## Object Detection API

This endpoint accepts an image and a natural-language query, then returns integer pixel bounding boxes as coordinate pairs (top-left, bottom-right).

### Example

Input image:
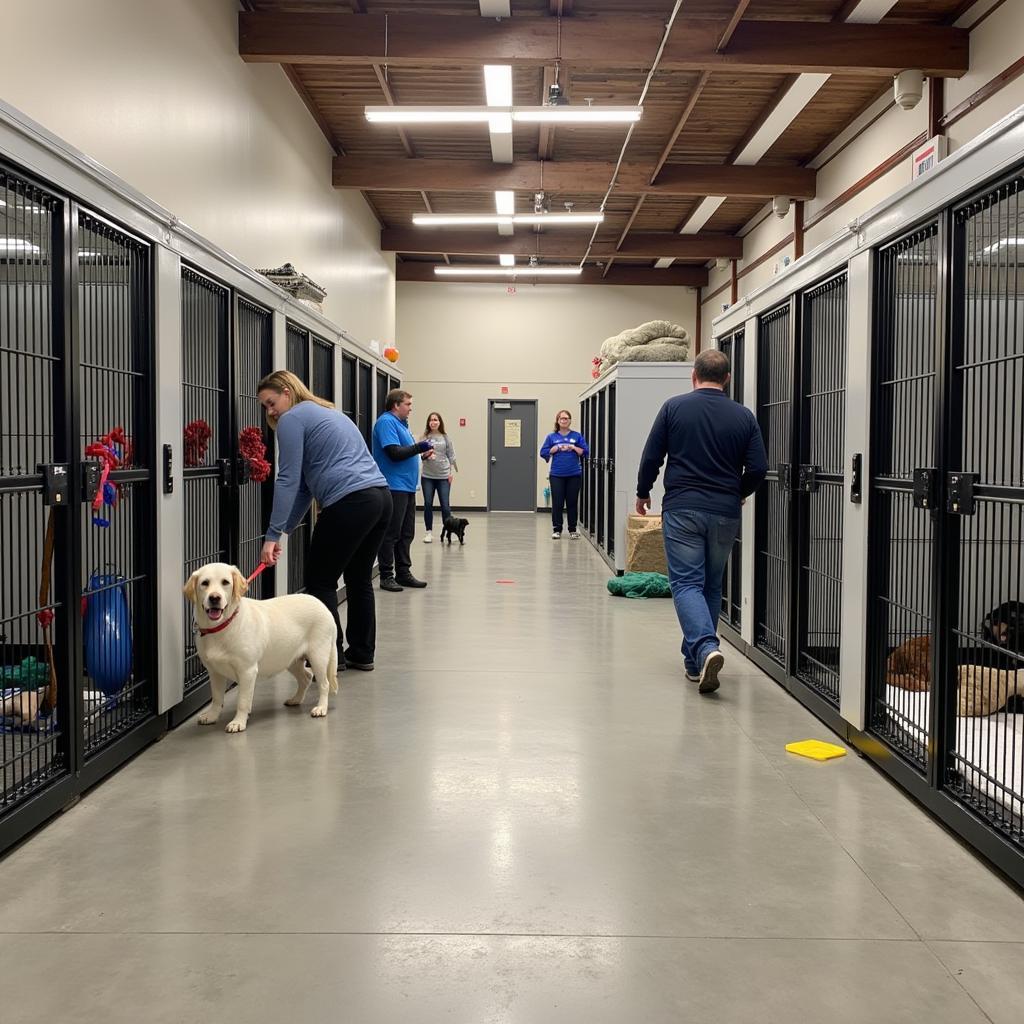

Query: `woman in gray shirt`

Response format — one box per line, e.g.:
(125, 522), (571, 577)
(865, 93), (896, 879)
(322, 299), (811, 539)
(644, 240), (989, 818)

(419, 412), (457, 543)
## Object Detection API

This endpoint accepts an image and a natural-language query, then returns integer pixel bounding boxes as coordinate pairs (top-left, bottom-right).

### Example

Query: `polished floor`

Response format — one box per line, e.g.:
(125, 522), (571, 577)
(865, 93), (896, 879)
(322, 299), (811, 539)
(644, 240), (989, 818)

(1, 515), (1022, 1023)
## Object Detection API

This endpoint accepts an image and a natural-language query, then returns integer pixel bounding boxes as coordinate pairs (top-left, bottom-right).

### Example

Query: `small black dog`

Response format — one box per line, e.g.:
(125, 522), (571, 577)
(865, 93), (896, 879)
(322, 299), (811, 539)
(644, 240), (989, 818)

(440, 516), (469, 545)
(983, 600), (1024, 654)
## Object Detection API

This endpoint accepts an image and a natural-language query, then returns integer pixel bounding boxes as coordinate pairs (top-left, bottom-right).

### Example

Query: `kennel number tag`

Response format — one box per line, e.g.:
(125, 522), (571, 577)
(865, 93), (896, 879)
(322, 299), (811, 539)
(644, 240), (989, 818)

(504, 419), (522, 448)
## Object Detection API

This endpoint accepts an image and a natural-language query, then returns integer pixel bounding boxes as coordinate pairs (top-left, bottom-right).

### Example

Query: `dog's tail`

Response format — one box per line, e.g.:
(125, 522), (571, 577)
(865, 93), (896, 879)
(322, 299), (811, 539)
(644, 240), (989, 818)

(329, 647), (339, 693)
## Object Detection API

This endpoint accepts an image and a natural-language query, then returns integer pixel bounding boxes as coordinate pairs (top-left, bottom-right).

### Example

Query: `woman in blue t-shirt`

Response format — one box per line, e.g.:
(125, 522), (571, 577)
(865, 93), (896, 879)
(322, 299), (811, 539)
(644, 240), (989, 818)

(539, 409), (590, 540)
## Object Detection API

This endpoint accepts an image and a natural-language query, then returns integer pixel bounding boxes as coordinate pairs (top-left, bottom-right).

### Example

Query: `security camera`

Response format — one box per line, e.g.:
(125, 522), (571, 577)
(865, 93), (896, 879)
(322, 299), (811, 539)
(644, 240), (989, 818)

(772, 196), (791, 219)
(894, 70), (924, 111)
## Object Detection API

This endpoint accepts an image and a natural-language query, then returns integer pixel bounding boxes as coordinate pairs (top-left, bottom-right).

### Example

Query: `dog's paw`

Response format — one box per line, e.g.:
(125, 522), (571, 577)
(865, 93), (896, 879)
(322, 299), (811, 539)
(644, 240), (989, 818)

(283, 697), (302, 707)
(310, 705), (328, 718)
(225, 719), (247, 733)
(197, 712), (219, 726)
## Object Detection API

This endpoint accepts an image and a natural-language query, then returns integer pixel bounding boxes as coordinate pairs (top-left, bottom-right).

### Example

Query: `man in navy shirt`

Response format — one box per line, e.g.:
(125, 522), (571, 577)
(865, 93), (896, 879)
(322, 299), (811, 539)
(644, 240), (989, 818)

(372, 390), (434, 592)
(636, 349), (767, 694)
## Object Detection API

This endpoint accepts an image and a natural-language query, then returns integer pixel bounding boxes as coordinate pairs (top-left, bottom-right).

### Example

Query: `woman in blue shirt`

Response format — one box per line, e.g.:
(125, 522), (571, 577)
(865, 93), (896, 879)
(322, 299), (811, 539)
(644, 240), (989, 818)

(258, 370), (392, 671)
(540, 409), (590, 540)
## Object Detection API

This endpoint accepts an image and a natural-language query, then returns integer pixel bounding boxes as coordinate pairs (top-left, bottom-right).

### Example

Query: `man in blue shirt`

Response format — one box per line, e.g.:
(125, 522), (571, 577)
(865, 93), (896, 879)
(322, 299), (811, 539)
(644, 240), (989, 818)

(372, 389), (434, 592)
(636, 349), (768, 694)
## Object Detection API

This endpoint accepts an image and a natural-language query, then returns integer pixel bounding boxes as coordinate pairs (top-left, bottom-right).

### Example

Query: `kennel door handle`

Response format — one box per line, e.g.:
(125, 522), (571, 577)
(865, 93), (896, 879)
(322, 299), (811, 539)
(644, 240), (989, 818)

(490, 456), (497, 464)
(216, 458), (232, 487)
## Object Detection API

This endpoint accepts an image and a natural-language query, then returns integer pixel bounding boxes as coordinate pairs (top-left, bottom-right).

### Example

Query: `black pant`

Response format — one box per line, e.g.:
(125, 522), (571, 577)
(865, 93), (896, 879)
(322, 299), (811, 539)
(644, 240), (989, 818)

(377, 489), (416, 579)
(305, 486), (392, 665)
(550, 474), (582, 533)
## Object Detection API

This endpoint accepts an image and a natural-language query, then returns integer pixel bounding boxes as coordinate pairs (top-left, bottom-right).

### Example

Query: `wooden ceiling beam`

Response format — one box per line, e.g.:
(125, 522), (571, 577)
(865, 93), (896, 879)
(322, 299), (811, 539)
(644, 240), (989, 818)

(717, 0), (753, 52)
(334, 157), (816, 198)
(397, 263), (708, 286)
(239, 13), (968, 77)
(381, 229), (742, 260)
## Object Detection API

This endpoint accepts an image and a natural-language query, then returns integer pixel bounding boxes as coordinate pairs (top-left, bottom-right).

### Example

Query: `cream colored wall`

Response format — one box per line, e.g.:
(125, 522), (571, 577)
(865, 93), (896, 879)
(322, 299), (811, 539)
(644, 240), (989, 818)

(396, 281), (696, 508)
(946, 0), (1024, 153)
(804, 101), (928, 251)
(736, 207), (795, 301)
(0, 0), (394, 343)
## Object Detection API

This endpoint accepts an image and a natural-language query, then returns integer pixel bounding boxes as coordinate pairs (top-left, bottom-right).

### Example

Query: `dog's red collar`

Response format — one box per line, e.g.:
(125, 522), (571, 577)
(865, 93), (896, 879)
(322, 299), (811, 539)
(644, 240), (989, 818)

(197, 609), (239, 637)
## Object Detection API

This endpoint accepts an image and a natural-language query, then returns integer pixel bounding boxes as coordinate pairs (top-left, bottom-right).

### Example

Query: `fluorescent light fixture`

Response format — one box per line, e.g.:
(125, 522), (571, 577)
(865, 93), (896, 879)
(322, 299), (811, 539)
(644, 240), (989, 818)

(494, 191), (515, 215)
(499, 254), (516, 267)
(365, 106), (495, 124)
(509, 212), (603, 225)
(484, 65), (513, 108)
(412, 212), (603, 227)
(434, 265), (583, 277)
(512, 106), (641, 124)
(654, 257), (675, 269)
(366, 105), (641, 125)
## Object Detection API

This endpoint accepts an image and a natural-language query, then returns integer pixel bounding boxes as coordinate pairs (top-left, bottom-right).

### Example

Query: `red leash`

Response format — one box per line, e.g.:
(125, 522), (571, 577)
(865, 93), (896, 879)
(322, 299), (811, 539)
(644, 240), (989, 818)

(247, 562), (269, 584)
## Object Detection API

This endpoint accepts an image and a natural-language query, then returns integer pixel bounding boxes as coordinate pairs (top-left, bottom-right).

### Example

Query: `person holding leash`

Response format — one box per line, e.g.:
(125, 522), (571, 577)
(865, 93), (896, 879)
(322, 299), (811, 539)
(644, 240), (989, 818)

(257, 369), (391, 672)
(419, 411), (457, 544)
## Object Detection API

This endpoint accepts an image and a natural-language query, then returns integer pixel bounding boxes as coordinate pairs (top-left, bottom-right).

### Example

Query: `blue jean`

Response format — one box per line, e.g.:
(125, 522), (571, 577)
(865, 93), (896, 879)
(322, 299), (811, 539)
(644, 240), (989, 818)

(662, 509), (741, 673)
(421, 477), (452, 532)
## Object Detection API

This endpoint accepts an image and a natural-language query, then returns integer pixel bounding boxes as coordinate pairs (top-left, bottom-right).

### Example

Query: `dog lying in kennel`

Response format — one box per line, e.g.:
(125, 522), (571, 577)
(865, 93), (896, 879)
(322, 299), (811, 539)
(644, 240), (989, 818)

(885, 599), (1024, 714)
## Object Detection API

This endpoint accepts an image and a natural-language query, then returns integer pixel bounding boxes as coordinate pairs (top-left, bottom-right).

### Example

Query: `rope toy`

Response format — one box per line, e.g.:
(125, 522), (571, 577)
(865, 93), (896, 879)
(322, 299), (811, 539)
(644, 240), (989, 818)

(84, 426), (129, 528)
(238, 427), (271, 483)
(184, 419), (212, 467)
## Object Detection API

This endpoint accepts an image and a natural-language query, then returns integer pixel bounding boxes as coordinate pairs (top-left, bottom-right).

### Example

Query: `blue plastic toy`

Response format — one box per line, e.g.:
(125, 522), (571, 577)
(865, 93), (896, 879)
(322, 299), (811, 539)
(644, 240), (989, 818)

(83, 571), (133, 696)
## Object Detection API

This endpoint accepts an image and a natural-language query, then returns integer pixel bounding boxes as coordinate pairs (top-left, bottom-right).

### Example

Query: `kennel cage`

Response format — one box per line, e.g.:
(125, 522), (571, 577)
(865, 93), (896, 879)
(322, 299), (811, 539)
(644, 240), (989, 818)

(1, 163), (160, 848)
(718, 329), (745, 633)
(868, 174), (1024, 853)
(754, 302), (794, 668)
(179, 268), (275, 718)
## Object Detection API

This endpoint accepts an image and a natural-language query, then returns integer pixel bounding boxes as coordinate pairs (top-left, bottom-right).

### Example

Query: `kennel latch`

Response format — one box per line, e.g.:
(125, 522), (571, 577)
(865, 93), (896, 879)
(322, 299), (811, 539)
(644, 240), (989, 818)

(946, 471), (979, 516)
(38, 463), (69, 506)
(912, 467), (937, 510)
(849, 453), (862, 504)
(235, 456), (251, 485)
(216, 458), (232, 487)
(798, 464), (820, 493)
(776, 461), (796, 492)
(81, 461), (102, 505)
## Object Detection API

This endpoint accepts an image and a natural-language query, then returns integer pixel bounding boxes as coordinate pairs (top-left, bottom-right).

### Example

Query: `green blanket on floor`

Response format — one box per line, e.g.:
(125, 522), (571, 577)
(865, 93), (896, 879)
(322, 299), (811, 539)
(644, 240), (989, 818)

(607, 572), (672, 599)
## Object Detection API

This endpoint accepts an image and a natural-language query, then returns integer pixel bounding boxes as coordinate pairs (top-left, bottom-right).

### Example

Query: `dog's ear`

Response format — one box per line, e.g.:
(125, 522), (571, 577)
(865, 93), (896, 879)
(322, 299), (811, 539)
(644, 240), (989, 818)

(183, 569), (201, 603)
(231, 567), (249, 603)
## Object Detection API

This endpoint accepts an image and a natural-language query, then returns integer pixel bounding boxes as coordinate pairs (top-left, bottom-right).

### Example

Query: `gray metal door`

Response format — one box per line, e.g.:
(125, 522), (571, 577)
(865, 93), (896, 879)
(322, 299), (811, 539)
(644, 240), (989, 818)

(488, 399), (537, 512)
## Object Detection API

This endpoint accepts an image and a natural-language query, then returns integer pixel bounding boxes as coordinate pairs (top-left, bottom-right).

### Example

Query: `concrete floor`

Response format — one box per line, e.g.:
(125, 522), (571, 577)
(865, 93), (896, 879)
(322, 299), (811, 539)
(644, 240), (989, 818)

(1, 515), (1022, 1023)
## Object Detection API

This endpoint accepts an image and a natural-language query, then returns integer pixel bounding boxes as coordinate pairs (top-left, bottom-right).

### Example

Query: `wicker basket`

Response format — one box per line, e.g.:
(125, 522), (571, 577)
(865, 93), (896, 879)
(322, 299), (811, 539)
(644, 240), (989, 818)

(625, 514), (667, 574)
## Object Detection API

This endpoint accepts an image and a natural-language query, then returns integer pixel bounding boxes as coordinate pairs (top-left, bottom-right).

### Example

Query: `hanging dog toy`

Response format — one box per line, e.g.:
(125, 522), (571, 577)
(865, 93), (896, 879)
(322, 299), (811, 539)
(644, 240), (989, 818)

(183, 418), (212, 468)
(238, 426), (271, 483)
(84, 426), (129, 528)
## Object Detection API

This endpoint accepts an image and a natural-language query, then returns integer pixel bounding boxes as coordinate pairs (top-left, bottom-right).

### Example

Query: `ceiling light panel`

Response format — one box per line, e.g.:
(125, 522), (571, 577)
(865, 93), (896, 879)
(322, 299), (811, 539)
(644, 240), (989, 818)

(499, 254), (516, 266)
(494, 191), (515, 215)
(413, 212), (603, 227)
(434, 265), (583, 277)
(484, 66), (513, 108)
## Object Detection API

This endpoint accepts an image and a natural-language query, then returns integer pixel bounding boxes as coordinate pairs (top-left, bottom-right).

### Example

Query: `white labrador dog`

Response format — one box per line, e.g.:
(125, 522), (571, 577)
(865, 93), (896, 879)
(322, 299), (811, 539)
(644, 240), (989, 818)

(183, 562), (338, 732)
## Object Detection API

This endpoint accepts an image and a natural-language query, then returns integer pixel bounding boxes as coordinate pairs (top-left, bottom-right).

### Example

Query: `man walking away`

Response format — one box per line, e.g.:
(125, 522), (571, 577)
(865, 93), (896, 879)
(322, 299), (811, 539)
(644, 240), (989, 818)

(372, 389), (434, 592)
(635, 349), (767, 694)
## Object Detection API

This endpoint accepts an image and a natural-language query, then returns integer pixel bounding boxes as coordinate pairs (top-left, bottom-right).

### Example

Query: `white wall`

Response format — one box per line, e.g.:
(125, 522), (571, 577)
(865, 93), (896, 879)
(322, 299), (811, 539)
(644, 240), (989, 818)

(396, 281), (696, 508)
(0, 0), (394, 344)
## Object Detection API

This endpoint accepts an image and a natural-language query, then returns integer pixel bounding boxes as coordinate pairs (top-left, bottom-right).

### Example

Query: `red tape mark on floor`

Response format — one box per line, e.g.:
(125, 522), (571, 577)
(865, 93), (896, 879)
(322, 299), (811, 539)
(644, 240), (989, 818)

(495, 579), (517, 584)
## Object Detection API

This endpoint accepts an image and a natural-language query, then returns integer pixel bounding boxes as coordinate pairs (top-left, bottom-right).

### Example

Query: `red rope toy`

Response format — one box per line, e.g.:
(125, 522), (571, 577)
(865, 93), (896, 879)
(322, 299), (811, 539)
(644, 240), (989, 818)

(84, 426), (131, 527)
(238, 426), (271, 483)
(183, 419), (212, 468)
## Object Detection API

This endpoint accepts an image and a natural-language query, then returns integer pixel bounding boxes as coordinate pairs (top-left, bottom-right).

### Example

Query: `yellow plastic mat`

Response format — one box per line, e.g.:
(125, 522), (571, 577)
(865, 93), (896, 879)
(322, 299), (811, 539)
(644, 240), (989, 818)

(785, 739), (848, 762)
